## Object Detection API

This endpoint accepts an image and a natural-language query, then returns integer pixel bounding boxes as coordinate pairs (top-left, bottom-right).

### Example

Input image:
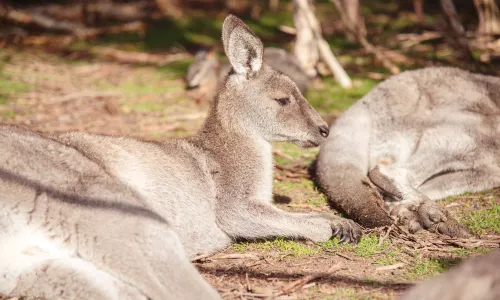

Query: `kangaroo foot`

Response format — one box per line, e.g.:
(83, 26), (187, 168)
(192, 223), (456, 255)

(389, 201), (472, 238)
(417, 201), (473, 238)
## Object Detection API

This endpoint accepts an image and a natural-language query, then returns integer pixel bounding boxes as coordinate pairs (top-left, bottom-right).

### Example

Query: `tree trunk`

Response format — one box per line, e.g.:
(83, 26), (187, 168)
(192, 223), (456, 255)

(336, 0), (366, 42)
(440, 0), (474, 59)
(293, 0), (352, 88)
(414, 0), (424, 22)
(474, 0), (500, 36)
(293, 0), (320, 77)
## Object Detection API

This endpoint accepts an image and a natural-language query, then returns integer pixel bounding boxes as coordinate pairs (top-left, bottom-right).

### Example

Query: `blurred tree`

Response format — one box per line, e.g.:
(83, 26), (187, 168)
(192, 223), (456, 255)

(293, 0), (352, 87)
(331, 0), (400, 74)
(440, 0), (474, 59)
(155, 0), (183, 19)
(334, 0), (366, 42)
(414, 0), (424, 22)
(474, 0), (500, 36)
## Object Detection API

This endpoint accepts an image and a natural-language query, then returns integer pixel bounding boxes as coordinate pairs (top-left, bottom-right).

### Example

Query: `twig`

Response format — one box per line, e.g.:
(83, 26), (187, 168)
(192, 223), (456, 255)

(14, 21), (146, 47)
(273, 150), (294, 161)
(278, 25), (297, 35)
(396, 32), (443, 48)
(375, 262), (405, 271)
(215, 253), (262, 260)
(275, 175), (302, 182)
(378, 224), (395, 247)
(90, 47), (190, 66)
(275, 262), (344, 296)
(0, 6), (84, 34)
(191, 253), (213, 262)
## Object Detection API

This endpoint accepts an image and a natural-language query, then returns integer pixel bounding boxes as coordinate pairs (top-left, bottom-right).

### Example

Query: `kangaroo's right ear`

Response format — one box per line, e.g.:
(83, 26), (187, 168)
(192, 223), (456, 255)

(222, 15), (263, 78)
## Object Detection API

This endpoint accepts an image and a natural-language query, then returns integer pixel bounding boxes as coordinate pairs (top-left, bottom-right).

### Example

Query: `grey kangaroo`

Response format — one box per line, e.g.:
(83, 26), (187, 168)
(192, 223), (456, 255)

(400, 251), (500, 300)
(185, 46), (311, 102)
(0, 15), (361, 300)
(316, 67), (500, 237)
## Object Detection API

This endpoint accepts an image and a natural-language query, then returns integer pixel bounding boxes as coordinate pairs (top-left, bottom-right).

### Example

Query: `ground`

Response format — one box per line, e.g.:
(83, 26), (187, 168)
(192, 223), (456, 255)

(1, 1), (500, 299)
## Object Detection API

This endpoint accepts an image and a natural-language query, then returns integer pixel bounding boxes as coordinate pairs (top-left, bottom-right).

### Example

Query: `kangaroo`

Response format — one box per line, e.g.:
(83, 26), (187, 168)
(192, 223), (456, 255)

(0, 15), (361, 300)
(185, 47), (311, 102)
(316, 67), (500, 237)
(399, 250), (500, 300)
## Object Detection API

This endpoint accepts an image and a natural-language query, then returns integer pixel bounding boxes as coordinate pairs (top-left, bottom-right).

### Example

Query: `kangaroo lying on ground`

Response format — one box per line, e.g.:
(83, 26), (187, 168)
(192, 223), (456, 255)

(0, 15), (361, 300)
(185, 46), (311, 102)
(399, 250), (500, 300)
(316, 67), (500, 237)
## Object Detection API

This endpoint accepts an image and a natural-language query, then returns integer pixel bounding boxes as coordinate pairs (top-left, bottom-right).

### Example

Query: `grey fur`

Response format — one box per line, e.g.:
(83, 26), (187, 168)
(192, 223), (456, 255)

(316, 67), (500, 237)
(399, 251), (500, 300)
(0, 15), (361, 300)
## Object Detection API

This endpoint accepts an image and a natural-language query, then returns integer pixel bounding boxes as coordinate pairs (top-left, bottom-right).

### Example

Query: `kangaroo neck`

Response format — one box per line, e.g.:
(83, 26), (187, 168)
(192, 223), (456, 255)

(193, 107), (274, 202)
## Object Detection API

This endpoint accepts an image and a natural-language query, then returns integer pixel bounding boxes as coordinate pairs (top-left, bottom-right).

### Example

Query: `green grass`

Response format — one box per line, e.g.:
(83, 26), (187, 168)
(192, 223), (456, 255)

(372, 257), (397, 266)
(308, 78), (377, 113)
(158, 59), (193, 79)
(317, 237), (354, 251)
(355, 235), (389, 257)
(405, 258), (458, 280)
(0, 75), (29, 104)
(232, 238), (319, 256)
(463, 200), (500, 235)
(451, 247), (492, 258)
(274, 178), (313, 194)
(3, 110), (16, 118)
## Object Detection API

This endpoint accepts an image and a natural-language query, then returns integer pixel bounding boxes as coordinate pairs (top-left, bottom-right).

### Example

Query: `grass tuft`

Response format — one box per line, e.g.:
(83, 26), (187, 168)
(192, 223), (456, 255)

(463, 200), (500, 235)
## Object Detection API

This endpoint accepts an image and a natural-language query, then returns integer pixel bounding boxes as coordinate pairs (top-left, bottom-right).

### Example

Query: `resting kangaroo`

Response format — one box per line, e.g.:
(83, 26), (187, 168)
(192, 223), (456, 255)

(316, 67), (500, 237)
(185, 47), (311, 102)
(399, 250), (500, 300)
(0, 15), (361, 300)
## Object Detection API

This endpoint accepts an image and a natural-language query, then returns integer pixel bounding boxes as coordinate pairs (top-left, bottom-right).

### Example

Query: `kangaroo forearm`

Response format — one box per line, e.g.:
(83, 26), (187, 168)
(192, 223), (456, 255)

(216, 201), (333, 241)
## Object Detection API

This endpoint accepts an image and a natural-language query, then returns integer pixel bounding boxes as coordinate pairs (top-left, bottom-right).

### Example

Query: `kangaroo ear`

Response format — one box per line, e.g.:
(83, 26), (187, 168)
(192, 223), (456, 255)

(222, 15), (263, 77)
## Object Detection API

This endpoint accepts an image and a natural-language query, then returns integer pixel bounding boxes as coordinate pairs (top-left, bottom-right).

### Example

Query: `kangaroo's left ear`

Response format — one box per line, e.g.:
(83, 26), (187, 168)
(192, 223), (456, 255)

(221, 14), (263, 77)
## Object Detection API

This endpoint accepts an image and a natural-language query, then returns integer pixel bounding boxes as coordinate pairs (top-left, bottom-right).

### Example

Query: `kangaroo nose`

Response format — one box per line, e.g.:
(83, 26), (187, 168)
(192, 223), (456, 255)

(319, 125), (329, 138)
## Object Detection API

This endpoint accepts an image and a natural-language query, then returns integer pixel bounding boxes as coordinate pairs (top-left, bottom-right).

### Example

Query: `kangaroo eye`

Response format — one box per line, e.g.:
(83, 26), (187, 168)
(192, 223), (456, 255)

(276, 97), (290, 106)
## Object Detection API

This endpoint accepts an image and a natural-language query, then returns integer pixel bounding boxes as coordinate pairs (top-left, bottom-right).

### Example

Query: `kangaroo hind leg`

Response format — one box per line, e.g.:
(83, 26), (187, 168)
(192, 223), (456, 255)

(10, 257), (147, 300)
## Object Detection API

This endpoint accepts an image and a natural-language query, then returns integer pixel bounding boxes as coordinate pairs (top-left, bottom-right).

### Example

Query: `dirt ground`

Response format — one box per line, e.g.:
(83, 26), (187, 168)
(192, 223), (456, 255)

(1, 50), (499, 300)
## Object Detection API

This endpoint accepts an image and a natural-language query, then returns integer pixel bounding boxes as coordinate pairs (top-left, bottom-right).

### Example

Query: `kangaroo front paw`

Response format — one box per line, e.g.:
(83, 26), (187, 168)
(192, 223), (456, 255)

(417, 201), (473, 238)
(331, 218), (362, 244)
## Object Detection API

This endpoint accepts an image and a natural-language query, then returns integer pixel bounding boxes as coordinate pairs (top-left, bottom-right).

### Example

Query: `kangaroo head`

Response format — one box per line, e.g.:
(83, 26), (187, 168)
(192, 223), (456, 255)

(185, 49), (218, 89)
(216, 15), (328, 147)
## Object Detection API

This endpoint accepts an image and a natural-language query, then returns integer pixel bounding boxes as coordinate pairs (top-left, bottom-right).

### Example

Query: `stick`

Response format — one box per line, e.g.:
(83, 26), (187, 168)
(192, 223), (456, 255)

(0, 6), (84, 34)
(375, 262), (405, 271)
(90, 47), (190, 66)
(378, 224), (394, 247)
(276, 262), (344, 296)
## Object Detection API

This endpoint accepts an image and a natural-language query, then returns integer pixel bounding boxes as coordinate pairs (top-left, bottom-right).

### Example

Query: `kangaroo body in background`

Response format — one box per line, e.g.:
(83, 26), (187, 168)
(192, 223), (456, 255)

(185, 47), (311, 102)
(316, 67), (500, 237)
(0, 15), (361, 300)
(399, 251), (500, 300)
